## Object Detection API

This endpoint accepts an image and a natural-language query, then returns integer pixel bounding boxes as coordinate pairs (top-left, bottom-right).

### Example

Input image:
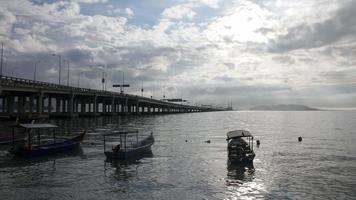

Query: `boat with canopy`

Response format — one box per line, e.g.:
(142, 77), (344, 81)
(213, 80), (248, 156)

(103, 129), (154, 160)
(226, 130), (255, 163)
(9, 123), (86, 158)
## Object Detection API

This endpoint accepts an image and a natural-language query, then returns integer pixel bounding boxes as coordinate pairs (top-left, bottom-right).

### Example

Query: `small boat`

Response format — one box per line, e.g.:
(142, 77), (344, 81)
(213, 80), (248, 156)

(103, 129), (154, 160)
(227, 130), (255, 163)
(9, 123), (86, 158)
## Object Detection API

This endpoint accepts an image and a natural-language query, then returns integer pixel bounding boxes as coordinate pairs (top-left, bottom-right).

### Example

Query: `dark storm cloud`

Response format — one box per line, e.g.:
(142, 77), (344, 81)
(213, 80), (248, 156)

(268, 1), (356, 52)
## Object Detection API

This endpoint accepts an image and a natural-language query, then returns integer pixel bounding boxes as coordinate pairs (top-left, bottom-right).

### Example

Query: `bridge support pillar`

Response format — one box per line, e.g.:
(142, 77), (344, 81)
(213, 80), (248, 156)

(68, 94), (74, 116)
(29, 95), (34, 114)
(124, 97), (128, 115)
(111, 97), (115, 114)
(7, 95), (13, 115)
(56, 97), (61, 113)
(81, 100), (86, 113)
(104, 101), (107, 113)
(1, 97), (5, 113)
(37, 93), (43, 115)
(93, 95), (97, 114)
(18, 96), (24, 114)
(136, 101), (139, 114)
(47, 97), (51, 113)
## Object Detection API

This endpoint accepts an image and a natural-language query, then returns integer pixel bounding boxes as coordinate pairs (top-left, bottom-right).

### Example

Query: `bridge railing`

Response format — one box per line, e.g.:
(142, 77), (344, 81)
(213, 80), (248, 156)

(0, 75), (118, 95)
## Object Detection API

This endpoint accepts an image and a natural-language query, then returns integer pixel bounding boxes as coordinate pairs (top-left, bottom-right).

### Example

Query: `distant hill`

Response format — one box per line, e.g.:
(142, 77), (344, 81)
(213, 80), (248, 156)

(250, 104), (320, 111)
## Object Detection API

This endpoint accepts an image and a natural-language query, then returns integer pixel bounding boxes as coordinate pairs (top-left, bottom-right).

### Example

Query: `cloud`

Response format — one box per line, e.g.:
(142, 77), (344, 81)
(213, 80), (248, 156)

(108, 7), (135, 18)
(162, 3), (197, 19)
(125, 8), (134, 17)
(188, 0), (221, 9)
(0, 6), (16, 36)
(74, 0), (108, 4)
(268, 0), (356, 52)
(1, 0), (356, 108)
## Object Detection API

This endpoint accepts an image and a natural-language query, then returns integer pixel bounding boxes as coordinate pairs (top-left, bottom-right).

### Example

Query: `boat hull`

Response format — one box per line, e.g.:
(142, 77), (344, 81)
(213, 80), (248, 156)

(105, 143), (153, 160)
(105, 135), (154, 160)
(12, 131), (86, 158)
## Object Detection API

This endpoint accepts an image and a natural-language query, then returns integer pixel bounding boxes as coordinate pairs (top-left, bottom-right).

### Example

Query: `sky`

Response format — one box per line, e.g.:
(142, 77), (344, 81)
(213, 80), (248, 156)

(1, 0), (356, 109)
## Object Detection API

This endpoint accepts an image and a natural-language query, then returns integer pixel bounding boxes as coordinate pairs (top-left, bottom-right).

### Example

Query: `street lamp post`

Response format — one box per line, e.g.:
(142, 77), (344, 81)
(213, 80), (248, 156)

(34, 60), (41, 81)
(141, 80), (144, 96)
(121, 71), (124, 93)
(163, 86), (166, 99)
(112, 70), (129, 94)
(64, 60), (70, 86)
(52, 54), (61, 85)
(1, 42), (3, 77)
(116, 70), (124, 93)
(97, 65), (106, 91)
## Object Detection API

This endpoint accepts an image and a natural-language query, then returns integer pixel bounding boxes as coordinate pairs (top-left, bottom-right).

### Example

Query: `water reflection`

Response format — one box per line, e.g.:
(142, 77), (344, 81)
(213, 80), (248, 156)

(226, 159), (255, 185)
(104, 151), (153, 180)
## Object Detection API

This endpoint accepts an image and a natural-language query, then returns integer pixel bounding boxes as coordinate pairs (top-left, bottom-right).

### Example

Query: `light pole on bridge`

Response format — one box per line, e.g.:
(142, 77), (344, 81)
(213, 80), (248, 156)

(34, 60), (41, 81)
(98, 65), (107, 91)
(141, 80), (144, 97)
(0, 42), (3, 77)
(52, 54), (61, 85)
(63, 59), (70, 86)
(113, 70), (129, 93)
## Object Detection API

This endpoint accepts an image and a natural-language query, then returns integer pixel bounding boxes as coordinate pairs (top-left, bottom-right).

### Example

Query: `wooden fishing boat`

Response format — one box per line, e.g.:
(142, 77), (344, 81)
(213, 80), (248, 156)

(227, 130), (255, 163)
(9, 123), (86, 158)
(103, 130), (154, 160)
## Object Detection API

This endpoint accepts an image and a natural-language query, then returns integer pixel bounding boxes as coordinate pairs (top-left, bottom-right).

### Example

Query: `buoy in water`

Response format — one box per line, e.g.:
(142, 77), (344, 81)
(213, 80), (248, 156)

(256, 140), (260, 146)
(185, 140), (188, 142)
(298, 136), (302, 142)
(205, 140), (211, 143)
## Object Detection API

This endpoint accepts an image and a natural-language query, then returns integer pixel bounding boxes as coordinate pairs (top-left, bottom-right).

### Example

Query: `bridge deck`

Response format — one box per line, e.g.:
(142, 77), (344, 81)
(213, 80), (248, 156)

(0, 75), (223, 119)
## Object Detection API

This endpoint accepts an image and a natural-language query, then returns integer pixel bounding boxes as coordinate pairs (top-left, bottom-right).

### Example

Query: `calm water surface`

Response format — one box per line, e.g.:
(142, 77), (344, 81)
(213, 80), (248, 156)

(1, 111), (356, 199)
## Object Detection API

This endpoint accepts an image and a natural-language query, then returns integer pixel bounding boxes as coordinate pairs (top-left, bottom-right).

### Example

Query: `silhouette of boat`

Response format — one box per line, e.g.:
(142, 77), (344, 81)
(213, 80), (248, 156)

(9, 123), (86, 158)
(227, 130), (255, 163)
(103, 129), (154, 160)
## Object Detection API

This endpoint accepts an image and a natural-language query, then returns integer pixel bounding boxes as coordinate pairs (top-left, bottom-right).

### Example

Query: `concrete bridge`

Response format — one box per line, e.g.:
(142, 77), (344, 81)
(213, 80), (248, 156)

(0, 75), (222, 119)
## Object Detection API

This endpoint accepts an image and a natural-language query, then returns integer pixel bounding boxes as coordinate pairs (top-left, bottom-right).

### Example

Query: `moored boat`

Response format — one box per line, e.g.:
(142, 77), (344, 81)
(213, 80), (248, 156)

(103, 130), (154, 160)
(9, 123), (86, 158)
(226, 130), (255, 163)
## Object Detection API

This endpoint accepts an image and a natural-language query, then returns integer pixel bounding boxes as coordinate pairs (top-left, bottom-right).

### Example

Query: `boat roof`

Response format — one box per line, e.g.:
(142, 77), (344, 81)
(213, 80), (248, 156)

(103, 129), (139, 136)
(16, 123), (58, 129)
(227, 130), (253, 139)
